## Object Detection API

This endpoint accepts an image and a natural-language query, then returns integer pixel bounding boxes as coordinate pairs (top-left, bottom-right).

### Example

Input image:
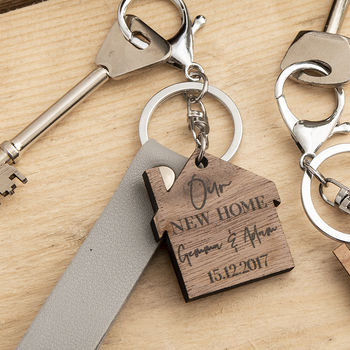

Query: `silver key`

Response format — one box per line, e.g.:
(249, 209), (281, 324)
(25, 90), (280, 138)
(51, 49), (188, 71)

(0, 15), (171, 198)
(0, 0), (206, 200)
(281, 0), (350, 87)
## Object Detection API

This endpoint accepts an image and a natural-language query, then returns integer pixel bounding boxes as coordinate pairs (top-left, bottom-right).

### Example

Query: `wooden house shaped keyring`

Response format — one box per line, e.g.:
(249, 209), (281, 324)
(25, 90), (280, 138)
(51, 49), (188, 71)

(143, 151), (294, 301)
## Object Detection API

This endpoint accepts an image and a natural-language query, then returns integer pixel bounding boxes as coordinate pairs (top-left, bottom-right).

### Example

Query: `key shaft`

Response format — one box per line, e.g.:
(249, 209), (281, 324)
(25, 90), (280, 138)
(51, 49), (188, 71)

(0, 15), (171, 200)
(324, 0), (350, 33)
(0, 67), (109, 164)
(0, 15), (171, 199)
(0, 15), (171, 165)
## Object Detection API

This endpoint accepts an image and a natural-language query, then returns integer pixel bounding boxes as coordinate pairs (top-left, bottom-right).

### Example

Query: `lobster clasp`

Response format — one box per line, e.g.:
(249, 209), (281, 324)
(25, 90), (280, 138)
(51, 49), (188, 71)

(166, 10), (206, 75)
(118, 0), (206, 75)
(275, 62), (349, 156)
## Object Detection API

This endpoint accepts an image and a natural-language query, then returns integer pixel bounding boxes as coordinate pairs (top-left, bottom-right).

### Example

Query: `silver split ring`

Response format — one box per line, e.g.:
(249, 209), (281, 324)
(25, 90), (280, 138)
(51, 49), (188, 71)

(139, 82), (243, 162)
(301, 143), (350, 242)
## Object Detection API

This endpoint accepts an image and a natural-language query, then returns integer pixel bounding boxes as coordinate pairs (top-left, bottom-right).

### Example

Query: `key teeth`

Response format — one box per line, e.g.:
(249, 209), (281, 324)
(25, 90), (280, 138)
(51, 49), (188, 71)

(14, 171), (28, 184)
(0, 164), (27, 200)
(1, 184), (16, 197)
(9, 184), (16, 196)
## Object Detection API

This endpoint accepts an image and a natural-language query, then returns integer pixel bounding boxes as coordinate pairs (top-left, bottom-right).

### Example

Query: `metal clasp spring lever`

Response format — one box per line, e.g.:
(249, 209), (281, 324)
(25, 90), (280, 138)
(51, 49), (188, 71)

(275, 61), (350, 157)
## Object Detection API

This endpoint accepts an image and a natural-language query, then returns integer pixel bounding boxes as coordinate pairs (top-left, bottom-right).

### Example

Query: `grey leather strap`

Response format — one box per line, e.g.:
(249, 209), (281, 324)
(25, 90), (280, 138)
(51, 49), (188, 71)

(17, 140), (186, 350)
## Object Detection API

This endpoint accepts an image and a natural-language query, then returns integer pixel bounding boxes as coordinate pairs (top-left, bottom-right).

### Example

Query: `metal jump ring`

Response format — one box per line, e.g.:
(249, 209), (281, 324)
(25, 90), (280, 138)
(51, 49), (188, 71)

(302, 157), (327, 185)
(187, 70), (209, 103)
(118, 0), (189, 50)
(306, 165), (327, 185)
(139, 82), (243, 162)
(319, 178), (342, 207)
(185, 63), (205, 81)
(301, 143), (350, 242)
(300, 153), (316, 171)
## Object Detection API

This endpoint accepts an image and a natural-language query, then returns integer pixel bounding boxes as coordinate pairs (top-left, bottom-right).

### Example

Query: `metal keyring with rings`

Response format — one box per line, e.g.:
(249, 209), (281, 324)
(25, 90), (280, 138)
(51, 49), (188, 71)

(139, 82), (243, 162)
(275, 61), (345, 158)
(186, 67), (209, 102)
(301, 144), (350, 242)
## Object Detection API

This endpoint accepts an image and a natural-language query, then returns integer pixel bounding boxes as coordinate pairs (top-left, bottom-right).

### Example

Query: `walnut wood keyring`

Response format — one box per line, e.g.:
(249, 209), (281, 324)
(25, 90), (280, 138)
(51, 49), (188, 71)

(138, 82), (243, 162)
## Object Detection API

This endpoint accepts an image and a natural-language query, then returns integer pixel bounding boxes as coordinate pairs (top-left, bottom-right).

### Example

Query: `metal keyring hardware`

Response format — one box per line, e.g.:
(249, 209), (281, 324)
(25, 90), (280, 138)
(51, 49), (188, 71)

(118, 0), (188, 49)
(139, 82), (243, 162)
(118, 0), (206, 72)
(301, 143), (350, 242)
(275, 61), (345, 156)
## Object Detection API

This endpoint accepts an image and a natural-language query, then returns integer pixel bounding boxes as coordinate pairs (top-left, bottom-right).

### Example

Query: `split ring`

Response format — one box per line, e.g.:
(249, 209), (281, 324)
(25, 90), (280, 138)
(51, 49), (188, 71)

(301, 143), (350, 242)
(139, 82), (243, 162)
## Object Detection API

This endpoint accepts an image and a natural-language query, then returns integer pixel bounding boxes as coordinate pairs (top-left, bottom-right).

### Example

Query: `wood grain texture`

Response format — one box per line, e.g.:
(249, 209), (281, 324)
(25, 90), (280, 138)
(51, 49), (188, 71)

(0, 0), (350, 349)
(334, 244), (350, 276)
(144, 151), (294, 301)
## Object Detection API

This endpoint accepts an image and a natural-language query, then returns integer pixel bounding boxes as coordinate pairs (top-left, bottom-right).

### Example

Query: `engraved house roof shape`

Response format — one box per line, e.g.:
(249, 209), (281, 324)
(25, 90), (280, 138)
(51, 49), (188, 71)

(143, 151), (281, 242)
